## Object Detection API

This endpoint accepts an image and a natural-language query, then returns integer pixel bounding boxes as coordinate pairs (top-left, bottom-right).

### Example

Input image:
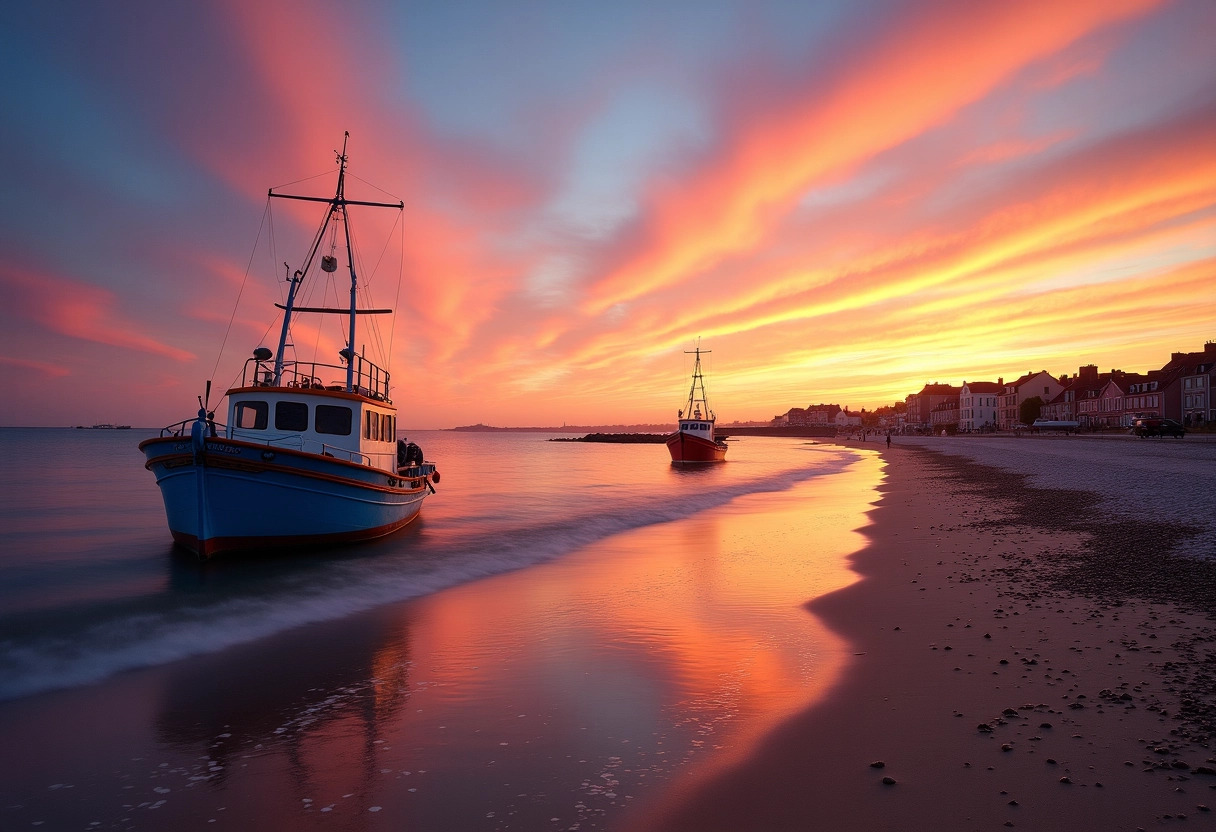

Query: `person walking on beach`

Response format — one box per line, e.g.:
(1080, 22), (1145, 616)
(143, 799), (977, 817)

(886, 432), (891, 449)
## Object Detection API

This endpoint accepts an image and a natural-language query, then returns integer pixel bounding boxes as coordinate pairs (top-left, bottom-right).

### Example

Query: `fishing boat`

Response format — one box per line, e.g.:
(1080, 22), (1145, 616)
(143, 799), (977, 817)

(666, 346), (728, 464)
(139, 133), (439, 559)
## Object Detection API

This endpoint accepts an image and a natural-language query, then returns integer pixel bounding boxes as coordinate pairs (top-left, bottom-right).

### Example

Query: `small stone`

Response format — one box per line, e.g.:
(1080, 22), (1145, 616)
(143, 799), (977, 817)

(882, 776), (897, 786)
(1060, 776), (1072, 784)
(870, 761), (885, 769)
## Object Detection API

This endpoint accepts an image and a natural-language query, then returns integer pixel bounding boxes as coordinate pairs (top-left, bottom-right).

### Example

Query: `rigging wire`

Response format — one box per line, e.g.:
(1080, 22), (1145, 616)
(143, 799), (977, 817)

(209, 200), (272, 398)
(387, 210), (405, 379)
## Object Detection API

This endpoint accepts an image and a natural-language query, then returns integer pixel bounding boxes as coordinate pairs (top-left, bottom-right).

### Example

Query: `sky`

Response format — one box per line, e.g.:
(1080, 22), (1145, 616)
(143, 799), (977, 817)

(1, 0), (1213, 429)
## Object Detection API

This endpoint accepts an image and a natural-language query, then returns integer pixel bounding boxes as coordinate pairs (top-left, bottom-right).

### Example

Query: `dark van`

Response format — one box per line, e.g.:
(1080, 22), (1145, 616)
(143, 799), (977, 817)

(1132, 418), (1186, 438)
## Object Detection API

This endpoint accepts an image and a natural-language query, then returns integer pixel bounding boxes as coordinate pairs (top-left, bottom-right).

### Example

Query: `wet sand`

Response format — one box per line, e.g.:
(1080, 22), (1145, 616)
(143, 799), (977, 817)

(639, 437), (1216, 831)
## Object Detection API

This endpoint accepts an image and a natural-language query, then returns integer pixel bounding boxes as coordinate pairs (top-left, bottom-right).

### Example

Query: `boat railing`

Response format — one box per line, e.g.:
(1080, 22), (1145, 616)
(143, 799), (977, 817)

(159, 418), (227, 438)
(320, 444), (371, 466)
(241, 356), (391, 401)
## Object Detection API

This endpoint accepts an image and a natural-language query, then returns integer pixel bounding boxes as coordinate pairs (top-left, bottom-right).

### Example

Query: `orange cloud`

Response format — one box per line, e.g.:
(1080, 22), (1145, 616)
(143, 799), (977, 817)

(582, 0), (1163, 316)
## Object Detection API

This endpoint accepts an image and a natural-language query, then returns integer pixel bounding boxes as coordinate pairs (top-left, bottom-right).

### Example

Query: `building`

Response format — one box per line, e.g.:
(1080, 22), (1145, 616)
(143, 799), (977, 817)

(905, 383), (961, 431)
(1093, 376), (1128, 428)
(958, 381), (1002, 432)
(1160, 342), (1216, 426)
(775, 403), (841, 426)
(835, 409), (863, 428)
(1041, 365), (1099, 424)
(929, 399), (960, 433)
(998, 371), (1065, 429)
(1122, 372), (1163, 425)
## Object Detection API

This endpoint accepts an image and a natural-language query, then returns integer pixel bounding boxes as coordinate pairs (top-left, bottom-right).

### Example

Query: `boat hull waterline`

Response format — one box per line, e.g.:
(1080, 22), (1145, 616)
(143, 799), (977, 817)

(666, 431), (728, 464)
(141, 433), (431, 558)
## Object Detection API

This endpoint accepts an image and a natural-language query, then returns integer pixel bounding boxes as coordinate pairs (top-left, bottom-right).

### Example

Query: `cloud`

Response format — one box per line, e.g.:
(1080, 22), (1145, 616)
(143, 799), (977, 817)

(0, 266), (196, 362)
(579, 0), (1163, 315)
(0, 356), (71, 378)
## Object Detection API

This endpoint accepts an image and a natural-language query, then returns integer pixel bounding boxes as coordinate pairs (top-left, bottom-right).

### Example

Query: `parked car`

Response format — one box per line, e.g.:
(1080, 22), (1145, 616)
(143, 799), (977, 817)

(1132, 418), (1186, 438)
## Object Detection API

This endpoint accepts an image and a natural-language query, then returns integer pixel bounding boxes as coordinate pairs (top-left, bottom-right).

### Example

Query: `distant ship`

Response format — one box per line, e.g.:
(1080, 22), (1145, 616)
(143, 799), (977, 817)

(139, 133), (439, 559)
(79, 424), (132, 429)
(666, 346), (728, 464)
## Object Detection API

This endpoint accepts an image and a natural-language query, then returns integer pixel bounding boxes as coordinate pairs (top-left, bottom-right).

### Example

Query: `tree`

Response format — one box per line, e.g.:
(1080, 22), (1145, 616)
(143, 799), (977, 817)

(1019, 396), (1044, 426)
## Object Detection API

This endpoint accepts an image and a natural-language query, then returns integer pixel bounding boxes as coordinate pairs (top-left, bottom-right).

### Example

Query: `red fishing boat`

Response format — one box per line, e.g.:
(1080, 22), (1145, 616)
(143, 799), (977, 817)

(666, 346), (728, 464)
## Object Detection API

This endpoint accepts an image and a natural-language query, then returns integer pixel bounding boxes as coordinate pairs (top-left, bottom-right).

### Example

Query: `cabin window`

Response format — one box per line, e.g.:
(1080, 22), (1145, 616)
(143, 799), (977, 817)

(275, 401), (308, 431)
(315, 405), (352, 436)
(234, 401), (268, 430)
(381, 413), (391, 441)
(365, 411), (378, 441)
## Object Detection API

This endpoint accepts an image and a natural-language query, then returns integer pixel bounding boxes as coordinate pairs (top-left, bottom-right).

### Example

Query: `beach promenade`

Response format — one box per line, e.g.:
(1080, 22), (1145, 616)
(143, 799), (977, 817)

(642, 435), (1216, 831)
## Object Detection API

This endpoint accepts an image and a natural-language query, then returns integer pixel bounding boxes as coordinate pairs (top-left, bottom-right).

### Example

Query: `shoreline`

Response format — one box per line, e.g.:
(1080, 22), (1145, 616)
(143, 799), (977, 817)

(639, 440), (1216, 830)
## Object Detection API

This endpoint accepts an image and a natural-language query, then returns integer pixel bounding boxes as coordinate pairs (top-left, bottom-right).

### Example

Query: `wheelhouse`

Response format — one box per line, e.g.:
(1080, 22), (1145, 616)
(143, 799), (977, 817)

(225, 388), (397, 469)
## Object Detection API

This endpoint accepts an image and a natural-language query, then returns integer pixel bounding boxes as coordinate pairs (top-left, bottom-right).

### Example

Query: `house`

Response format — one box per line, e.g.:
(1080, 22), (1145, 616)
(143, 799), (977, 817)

(1180, 358), (1214, 426)
(775, 403), (842, 426)
(804, 404), (843, 425)
(958, 381), (1002, 432)
(835, 410), (863, 428)
(1121, 372), (1163, 426)
(998, 371), (1065, 429)
(1094, 376), (1128, 428)
(1042, 365), (1099, 423)
(929, 399), (960, 433)
(1159, 342), (1216, 426)
(905, 383), (961, 430)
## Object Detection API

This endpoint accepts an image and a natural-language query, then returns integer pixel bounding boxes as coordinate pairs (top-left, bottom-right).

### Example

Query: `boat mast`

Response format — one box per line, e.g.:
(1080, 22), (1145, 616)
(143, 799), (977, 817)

(267, 132), (404, 392)
(684, 347), (714, 421)
(335, 133), (358, 393)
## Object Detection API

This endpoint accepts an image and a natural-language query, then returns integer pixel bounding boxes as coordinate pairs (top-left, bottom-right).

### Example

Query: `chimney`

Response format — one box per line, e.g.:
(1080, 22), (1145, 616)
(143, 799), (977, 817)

(997, 377), (1003, 386)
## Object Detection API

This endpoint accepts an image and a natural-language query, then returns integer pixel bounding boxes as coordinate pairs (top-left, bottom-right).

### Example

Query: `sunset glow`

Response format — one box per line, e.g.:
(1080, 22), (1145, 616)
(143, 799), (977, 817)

(1, 0), (1212, 428)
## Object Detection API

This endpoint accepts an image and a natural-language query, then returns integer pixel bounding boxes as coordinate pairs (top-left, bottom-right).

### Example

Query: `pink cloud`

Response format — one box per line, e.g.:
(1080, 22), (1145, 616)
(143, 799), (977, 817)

(0, 266), (196, 362)
(0, 356), (71, 378)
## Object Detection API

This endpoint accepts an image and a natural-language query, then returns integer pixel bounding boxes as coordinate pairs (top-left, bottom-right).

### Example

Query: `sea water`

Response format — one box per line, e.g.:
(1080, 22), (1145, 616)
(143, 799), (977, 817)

(0, 428), (865, 702)
(0, 427), (885, 830)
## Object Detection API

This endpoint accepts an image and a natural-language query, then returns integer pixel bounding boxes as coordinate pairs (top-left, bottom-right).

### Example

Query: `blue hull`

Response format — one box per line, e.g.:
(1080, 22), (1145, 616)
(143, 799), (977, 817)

(140, 436), (432, 558)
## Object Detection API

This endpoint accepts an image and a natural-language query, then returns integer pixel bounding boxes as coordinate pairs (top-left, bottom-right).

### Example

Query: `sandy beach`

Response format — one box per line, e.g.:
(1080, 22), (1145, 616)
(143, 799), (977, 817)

(640, 435), (1216, 831)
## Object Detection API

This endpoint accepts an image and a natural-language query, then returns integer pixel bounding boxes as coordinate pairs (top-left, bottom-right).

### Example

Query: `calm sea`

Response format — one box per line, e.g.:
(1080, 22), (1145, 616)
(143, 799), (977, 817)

(0, 427), (861, 703)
